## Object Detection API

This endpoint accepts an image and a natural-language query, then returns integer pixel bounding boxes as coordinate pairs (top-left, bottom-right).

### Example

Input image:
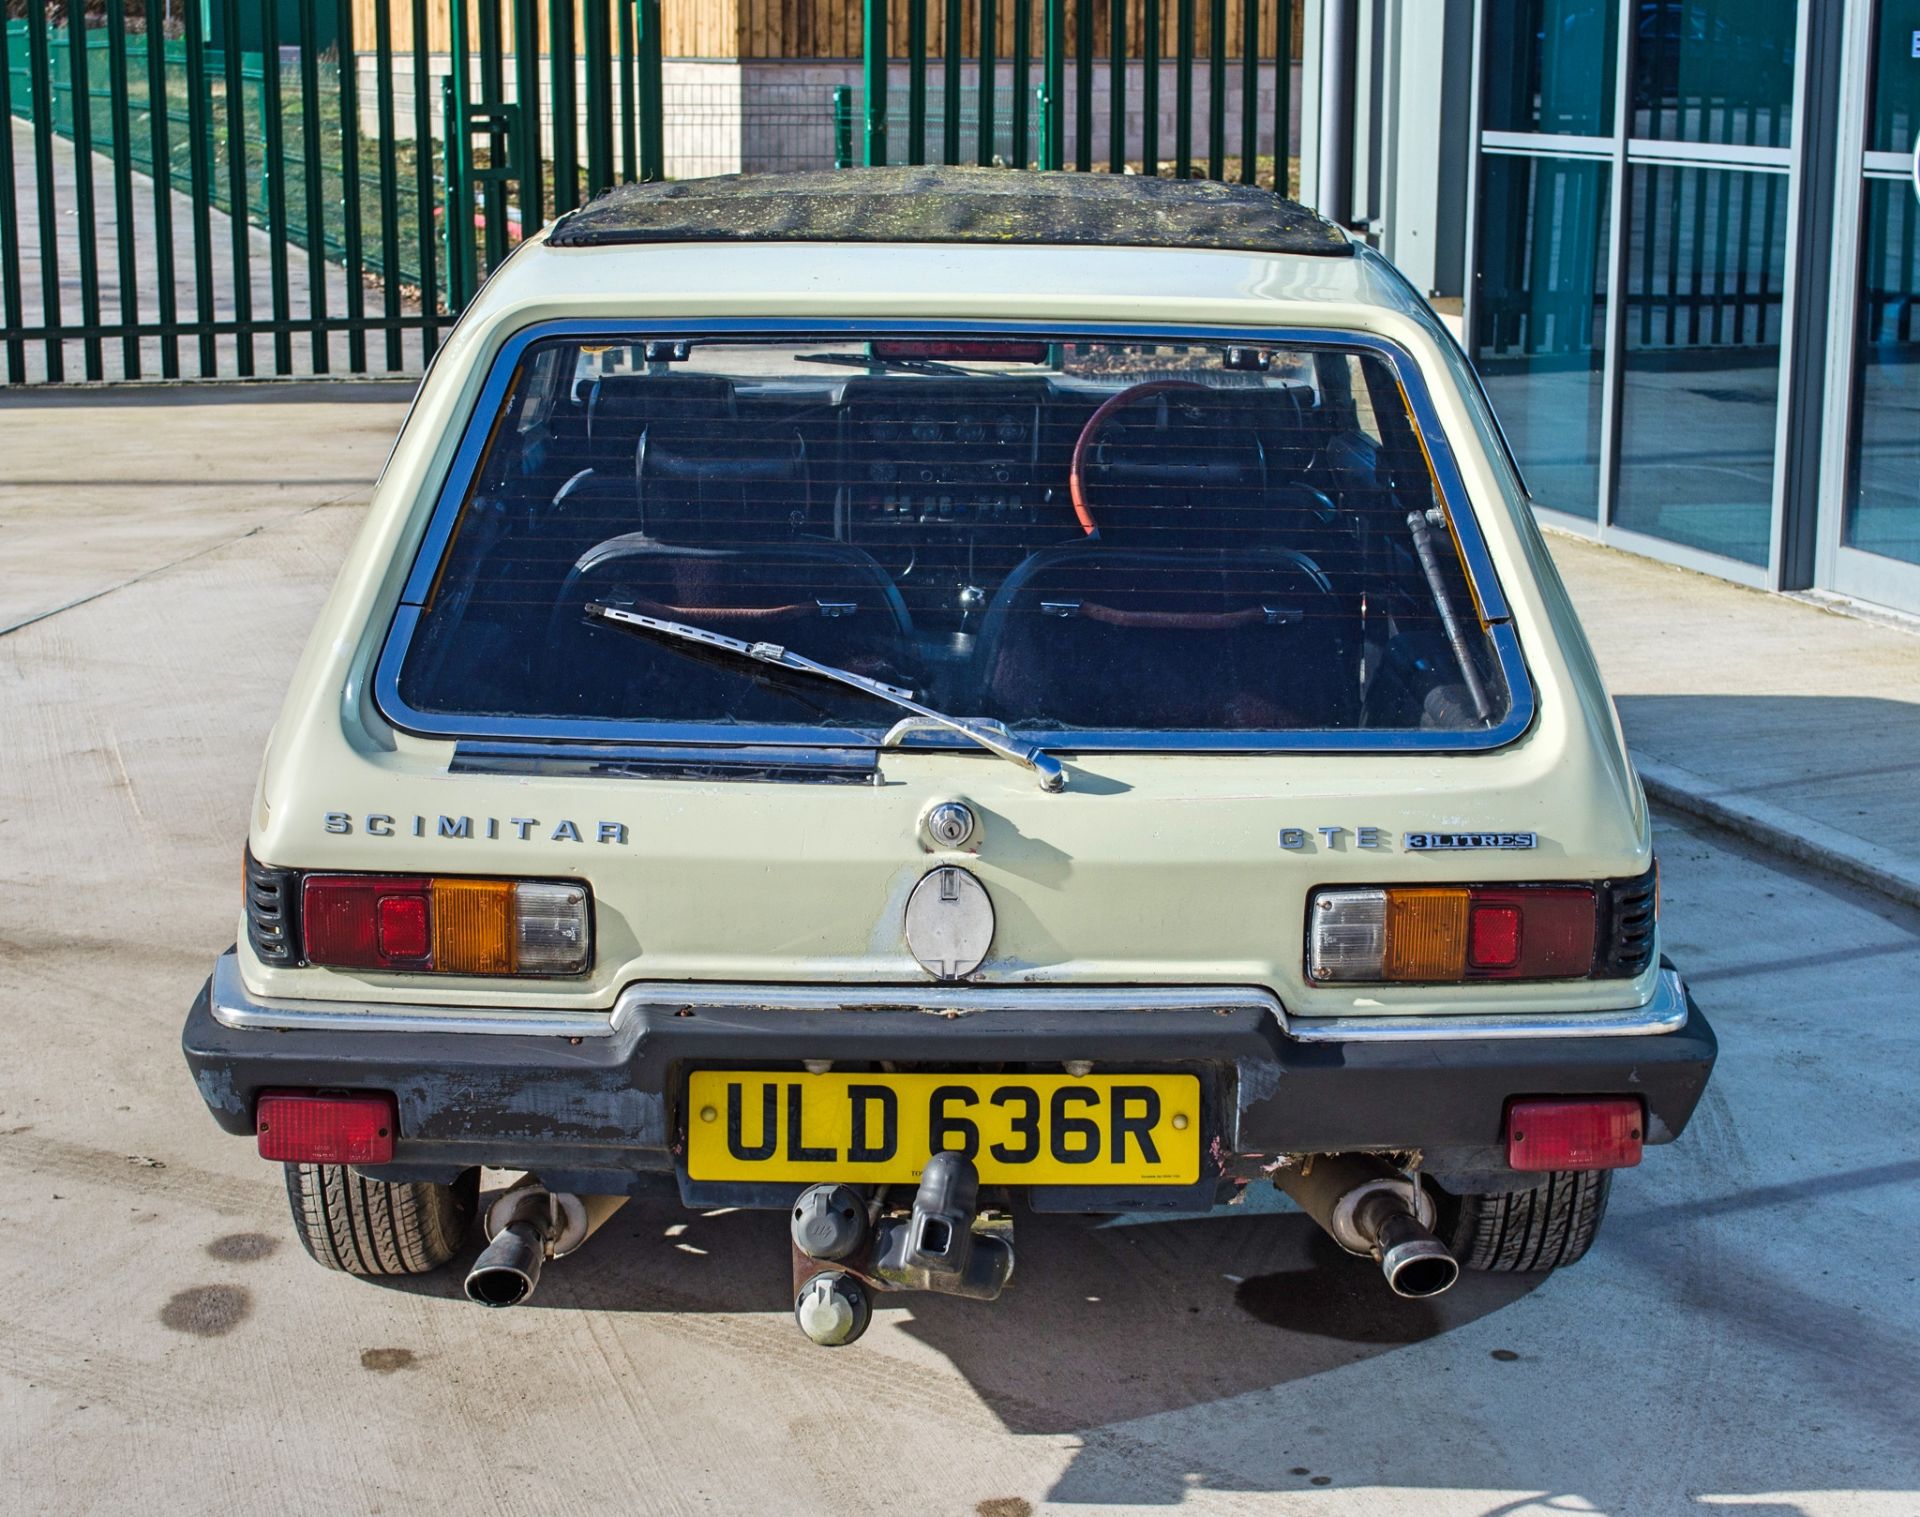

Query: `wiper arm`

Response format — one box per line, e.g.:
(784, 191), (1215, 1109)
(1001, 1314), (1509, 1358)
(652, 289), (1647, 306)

(586, 603), (1067, 792)
(794, 351), (973, 378)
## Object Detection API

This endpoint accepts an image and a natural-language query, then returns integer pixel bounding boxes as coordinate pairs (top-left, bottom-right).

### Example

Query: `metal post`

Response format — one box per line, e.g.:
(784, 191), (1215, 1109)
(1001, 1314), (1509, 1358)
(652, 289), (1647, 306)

(515, 0), (545, 221)
(143, 7), (181, 379)
(182, 0), (216, 375)
(446, 0), (474, 307)
(67, 7), (104, 378)
(1108, 0), (1124, 171)
(1141, 0), (1159, 178)
(908, 0), (927, 164)
(944, 0), (961, 164)
(28, 2), (64, 380)
(618, 0), (638, 183)
(1315, 0), (1351, 222)
(1274, 0), (1292, 194)
(833, 84), (855, 168)
(1042, 0), (1064, 169)
(979, 0), (996, 166)
(296, 0), (327, 369)
(1012, 0), (1031, 168)
(0, 15), (25, 384)
(1206, 0), (1224, 180)
(260, 0), (294, 374)
(478, 0), (508, 268)
(1074, 0), (1092, 171)
(1175, 0), (1192, 177)
(549, 0), (579, 213)
(105, 0), (141, 376)
(411, 0), (441, 360)
(374, 0), (404, 370)
(635, 0), (664, 184)
(1239, 0), (1257, 182)
(584, 0), (614, 198)
(863, 0), (888, 165)
(219, 0), (253, 376)
(335, 0), (366, 371)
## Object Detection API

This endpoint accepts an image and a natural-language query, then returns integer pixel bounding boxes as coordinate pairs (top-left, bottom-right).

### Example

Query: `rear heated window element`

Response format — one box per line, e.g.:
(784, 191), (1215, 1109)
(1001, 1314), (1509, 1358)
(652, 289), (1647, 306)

(391, 336), (1512, 740)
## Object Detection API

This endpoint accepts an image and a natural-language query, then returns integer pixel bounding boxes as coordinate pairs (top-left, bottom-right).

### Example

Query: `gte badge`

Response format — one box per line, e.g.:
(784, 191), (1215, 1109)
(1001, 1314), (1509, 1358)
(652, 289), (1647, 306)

(1404, 831), (1539, 851)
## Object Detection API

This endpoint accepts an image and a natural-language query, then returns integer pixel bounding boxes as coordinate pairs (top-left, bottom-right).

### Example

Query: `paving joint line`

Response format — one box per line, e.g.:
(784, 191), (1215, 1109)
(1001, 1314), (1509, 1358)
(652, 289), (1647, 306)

(0, 492), (364, 640)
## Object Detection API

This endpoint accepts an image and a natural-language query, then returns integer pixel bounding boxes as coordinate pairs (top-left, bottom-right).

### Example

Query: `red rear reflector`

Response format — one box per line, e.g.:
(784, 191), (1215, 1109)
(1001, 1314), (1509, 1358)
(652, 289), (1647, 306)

(1466, 903), (1522, 970)
(869, 339), (1049, 362)
(1507, 1098), (1643, 1172)
(376, 893), (431, 959)
(256, 1090), (397, 1164)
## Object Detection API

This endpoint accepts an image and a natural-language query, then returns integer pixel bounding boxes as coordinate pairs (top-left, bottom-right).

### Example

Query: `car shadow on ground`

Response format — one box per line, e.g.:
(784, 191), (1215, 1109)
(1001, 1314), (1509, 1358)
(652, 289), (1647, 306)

(381, 1193), (1540, 1435)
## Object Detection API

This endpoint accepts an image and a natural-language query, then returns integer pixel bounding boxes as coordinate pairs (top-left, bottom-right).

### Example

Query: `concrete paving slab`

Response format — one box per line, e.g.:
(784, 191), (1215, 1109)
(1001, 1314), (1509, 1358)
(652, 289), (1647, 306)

(1546, 531), (1920, 909)
(0, 383), (410, 632)
(0, 394), (1916, 1513)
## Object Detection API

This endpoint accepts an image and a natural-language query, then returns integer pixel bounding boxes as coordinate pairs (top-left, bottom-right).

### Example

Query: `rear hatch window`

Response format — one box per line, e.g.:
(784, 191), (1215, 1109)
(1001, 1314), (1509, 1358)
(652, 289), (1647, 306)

(384, 333), (1521, 746)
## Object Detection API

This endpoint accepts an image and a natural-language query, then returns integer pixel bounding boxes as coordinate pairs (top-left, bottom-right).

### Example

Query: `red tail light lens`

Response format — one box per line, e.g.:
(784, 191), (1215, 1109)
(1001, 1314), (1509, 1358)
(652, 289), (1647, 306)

(303, 876), (433, 969)
(1506, 1098), (1644, 1172)
(256, 1090), (397, 1164)
(1467, 888), (1597, 978)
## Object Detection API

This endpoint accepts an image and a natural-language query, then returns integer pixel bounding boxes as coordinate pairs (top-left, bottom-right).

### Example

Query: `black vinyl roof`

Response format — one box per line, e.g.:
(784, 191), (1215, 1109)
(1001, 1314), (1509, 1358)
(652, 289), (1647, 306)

(546, 167), (1355, 257)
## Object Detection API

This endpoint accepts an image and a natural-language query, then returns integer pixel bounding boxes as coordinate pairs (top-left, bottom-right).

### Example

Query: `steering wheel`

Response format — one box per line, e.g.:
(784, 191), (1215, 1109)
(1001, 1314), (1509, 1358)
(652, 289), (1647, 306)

(1067, 379), (1212, 536)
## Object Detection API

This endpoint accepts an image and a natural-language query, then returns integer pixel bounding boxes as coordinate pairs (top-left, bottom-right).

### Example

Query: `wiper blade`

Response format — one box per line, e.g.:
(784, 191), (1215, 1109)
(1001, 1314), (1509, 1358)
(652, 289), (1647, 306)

(586, 603), (1067, 792)
(793, 351), (973, 378)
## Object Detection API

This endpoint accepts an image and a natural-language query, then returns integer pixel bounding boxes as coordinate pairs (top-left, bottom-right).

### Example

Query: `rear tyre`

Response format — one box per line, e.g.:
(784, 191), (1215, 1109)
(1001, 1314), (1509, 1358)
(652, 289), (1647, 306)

(1435, 1169), (1613, 1274)
(283, 1163), (478, 1276)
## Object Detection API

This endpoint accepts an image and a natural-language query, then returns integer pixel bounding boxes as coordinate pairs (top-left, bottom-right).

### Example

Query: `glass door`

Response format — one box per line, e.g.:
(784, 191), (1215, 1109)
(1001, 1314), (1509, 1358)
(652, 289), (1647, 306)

(1828, 0), (1920, 609)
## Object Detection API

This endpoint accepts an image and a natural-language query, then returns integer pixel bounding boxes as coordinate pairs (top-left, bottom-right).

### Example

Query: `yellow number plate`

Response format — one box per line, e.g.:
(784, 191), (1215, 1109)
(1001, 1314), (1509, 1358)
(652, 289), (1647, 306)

(685, 1071), (1201, 1185)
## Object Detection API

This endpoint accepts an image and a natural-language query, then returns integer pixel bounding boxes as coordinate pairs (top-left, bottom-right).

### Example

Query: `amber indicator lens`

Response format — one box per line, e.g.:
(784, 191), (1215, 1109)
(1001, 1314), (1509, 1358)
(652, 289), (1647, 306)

(300, 875), (590, 975)
(1309, 884), (1601, 984)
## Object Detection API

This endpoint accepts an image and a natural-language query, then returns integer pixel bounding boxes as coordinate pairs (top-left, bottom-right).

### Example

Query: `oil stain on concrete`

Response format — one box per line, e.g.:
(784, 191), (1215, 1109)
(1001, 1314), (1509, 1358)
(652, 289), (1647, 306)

(360, 1348), (417, 1374)
(159, 1285), (251, 1337)
(205, 1232), (278, 1263)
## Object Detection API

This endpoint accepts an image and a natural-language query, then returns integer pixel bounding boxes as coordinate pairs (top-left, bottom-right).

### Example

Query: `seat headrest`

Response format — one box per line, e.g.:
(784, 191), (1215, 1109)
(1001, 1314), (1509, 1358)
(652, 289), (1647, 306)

(586, 374), (738, 446)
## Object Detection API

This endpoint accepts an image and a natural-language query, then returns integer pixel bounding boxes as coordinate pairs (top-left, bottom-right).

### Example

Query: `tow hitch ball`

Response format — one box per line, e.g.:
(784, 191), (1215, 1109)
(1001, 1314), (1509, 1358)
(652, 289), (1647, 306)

(789, 1152), (1015, 1348)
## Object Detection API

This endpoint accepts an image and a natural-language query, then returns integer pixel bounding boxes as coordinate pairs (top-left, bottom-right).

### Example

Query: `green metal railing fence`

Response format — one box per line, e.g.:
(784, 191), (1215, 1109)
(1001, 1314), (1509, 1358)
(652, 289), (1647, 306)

(859, 0), (1294, 183)
(1, 0), (665, 384)
(1, 1), (1295, 386)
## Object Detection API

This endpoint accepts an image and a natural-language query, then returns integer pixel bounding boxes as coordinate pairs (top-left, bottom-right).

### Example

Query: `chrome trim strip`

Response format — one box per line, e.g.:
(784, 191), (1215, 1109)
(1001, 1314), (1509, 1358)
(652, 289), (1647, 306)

(1284, 970), (1689, 1043)
(372, 318), (1534, 758)
(213, 951), (1685, 1044)
(209, 953), (619, 1038)
(610, 982), (1288, 1017)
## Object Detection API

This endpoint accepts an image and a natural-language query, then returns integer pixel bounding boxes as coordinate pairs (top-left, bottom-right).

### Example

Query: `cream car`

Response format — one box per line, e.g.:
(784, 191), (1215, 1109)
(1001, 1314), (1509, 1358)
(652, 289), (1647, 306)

(183, 168), (1716, 1343)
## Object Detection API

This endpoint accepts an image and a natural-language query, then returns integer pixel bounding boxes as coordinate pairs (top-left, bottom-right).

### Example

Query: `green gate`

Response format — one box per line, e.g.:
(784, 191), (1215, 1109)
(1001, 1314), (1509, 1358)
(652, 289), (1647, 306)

(0, 1), (664, 384)
(847, 0), (1295, 182)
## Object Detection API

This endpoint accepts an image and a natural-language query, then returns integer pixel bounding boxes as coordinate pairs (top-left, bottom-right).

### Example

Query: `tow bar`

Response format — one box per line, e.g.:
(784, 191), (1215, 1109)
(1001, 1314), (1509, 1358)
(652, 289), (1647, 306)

(788, 1152), (1015, 1347)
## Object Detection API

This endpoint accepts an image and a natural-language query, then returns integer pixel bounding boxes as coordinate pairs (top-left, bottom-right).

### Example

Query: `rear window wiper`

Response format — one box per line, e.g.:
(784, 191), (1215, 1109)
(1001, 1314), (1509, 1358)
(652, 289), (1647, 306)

(794, 351), (973, 378)
(586, 603), (1067, 792)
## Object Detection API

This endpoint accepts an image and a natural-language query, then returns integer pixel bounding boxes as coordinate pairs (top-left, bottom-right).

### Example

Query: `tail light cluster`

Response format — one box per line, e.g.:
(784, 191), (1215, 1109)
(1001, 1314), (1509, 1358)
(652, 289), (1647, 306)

(1307, 865), (1657, 985)
(245, 851), (591, 976)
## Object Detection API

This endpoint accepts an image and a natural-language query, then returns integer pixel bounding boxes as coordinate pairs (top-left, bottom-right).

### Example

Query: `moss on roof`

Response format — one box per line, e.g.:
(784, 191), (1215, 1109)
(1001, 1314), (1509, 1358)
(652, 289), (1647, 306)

(546, 167), (1354, 257)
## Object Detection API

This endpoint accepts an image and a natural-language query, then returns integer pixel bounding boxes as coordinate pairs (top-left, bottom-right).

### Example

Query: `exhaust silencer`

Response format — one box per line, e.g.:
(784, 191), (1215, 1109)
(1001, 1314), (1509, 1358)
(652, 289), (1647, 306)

(1275, 1154), (1460, 1299)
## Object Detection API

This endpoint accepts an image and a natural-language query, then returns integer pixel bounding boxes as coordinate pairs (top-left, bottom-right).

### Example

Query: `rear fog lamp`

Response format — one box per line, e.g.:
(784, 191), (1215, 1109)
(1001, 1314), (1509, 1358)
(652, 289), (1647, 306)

(300, 875), (590, 975)
(1307, 885), (1598, 983)
(1506, 1098), (1643, 1172)
(256, 1090), (397, 1164)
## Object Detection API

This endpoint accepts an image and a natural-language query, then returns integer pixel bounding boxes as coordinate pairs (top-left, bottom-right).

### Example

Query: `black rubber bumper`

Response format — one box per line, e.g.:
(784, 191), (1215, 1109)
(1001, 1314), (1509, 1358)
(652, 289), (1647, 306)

(182, 969), (1718, 1204)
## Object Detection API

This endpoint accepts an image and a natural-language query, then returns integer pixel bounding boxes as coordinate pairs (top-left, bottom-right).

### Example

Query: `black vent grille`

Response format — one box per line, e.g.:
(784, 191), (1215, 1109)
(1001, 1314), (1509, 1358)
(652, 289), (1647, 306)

(245, 848), (302, 967)
(1596, 864), (1659, 978)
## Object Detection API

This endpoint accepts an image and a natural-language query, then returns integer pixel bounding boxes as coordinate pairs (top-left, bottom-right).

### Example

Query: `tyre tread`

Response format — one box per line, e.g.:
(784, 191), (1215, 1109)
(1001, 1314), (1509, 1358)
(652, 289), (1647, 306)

(282, 1164), (475, 1276)
(1443, 1169), (1611, 1275)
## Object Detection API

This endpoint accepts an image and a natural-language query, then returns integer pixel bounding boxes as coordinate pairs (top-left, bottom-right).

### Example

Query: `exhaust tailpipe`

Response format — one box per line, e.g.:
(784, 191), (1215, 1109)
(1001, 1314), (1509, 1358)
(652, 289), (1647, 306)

(465, 1220), (546, 1307)
(463, 1179), (628, 1308)
(1274, 1154), (1460, 1300)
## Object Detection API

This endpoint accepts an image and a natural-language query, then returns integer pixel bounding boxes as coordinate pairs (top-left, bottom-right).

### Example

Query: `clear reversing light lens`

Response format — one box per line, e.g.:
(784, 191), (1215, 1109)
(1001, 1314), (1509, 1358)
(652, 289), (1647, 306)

(512, 881), (591, 973)
(1307, 889), (1389, 981)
